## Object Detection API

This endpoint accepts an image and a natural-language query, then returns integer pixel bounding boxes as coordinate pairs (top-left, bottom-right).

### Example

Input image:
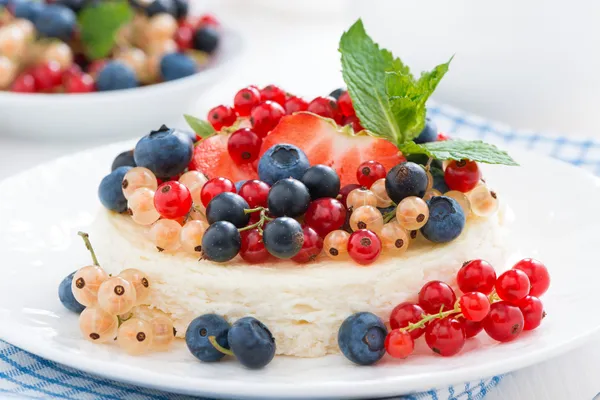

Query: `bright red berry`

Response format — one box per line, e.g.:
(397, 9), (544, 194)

(456, 259), (496, 295)
(64, 73), (95, 93)
(233, 86), (261, 117)
(207, 105), (237, 131)
(304, 198), (347, 237)
(425, 317), (466, 357)
(62, 64), (82, 84)
(259, 84), (286, 106)
(462, 319), (483, 338)
(250, 101), (285, 137)
(238, 180), (270, 208)
(154, 181), (193, 219)
(444, 160), (481, 192)
(338, 91), (354, 117)
(292, 226), (323, 263)
(11, 73), (36, 93)
(240, 228), (270, 263)
(482, 301), (524, 342)
(339, 184), (361, 208)
(347, 229), (382, 265)
(343, 115), (364, 132)
(227, 128), (262, 165)
(512, 258), (550, 297)
(200, 177), (236, 207)
(174, 23), (194, 51)
(418, 281), (457, 314)
(356, 160), (386, 188)
(389, 302), (426, 339)
(459, 292), (491, 322)
(437, 132), (450, 141)
(284, 96), (309, 115)
(307, 96), (342, 124)
(197, 13), (220, 28)
(496, 269), (531, 303)
(30, 61), (62, 92)
(517, 295), (545, 331)
(384, 329), (414, 359)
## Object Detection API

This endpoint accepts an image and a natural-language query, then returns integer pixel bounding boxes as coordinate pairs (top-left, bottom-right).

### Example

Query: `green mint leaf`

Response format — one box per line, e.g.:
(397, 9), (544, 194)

(400, 140), (519, 166)
(184, 114), (216, 139)
(78, 1), (133, 60)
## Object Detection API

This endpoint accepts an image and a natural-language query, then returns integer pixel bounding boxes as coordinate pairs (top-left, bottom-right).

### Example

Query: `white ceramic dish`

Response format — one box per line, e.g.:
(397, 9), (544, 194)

(0, 30), (242, 141)
(0, 142), (598, 399)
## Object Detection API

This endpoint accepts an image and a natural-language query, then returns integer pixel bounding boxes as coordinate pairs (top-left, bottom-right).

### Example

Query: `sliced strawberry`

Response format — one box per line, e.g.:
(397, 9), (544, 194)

(189, 134), (259, 182)
(260, 113), (404, 186)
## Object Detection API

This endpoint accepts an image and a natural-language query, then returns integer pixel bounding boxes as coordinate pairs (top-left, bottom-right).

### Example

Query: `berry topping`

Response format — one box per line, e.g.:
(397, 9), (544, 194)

(149, 219), (182, 252)
(342, 115), (364, 132)
(122, 167), (158, 199)
(328, 88), (345, 100)
(291, 226), (323, 263)
(347, 229), (382, 265)
(304, 198), (346, 237)
(420, 196), (466, 243)
(227, 128), (262, 165)
(425, 317), (465, 357)
(385, 162), (428, 204)
(418, 280), (456, 314)
(457, 259), (497, 295)
(258, 144), (310, 186)
(233, 86), (261, 117)
(468, 185), (499, 217)
(79, 307), (118, 343)
(301, 164), (340, 199)
(250, 101), (286, 137)
(459, 292), (491, 322)
(346, 188), (378, 209)
(259, 84), (286, 106)
(262, 217), (304, 259)
(517, 295), (545, 331)
(189, 135), (258, 182)
(338, 312), (387, 366)
(238, 180), (270, 209)
(307, 96), (342, 123)
(206, 192), (250, 228)
(284, 96), (309, 115)
(118, 318), (154, 355)
(200, 177), (236, 207)
(462, 320), (484, 338)
(337, 90), (354, 117)
(385, 329), (414, 359)
(240, 228), (270, 263)
(186, 314), (231, 362)
(356, 160), (386, 188)
(512, 258), (550, 297)
(414, 117), (438, 144)
(323, 230), (350, 259)
(207, 105), (237, 131)
(395, 196), (429, 231)
(58, 271), (85, 313)
(389, 302), (425, 339)
(339, 184), (361, 208)
(444, 160), (481, 193)
(179, 220), (208, 254)
(201, 221), (241, 262)
(350, 205), (383, 234)
(134, 125), (193, 179)
(228, 317), (276, 369)
(482, 301), (524, 342)
(379, 221), (409, 255)
(154, 181), (192, 219)
(99, 166), (132, 213)
(495, 269), (531, 303)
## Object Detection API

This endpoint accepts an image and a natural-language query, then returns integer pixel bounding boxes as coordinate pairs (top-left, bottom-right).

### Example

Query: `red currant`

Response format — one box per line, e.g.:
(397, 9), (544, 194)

(459, 292), (490, 322)
(240, 228), (270, 263)
(512, 258), (550, 297)
(347, 229), (381, 265)
(437, 132), (450, 141)
(154, 181), (192, 219)
(174, 23), (194, 51)
(462, 319), (483, 338)
(227, 128), (262, 165)
(197, 13), (220, 28)
(233, 86), (261, 117)
(64, 73), (95, 93)
(250, 101), (285, 138)
(356, 160), (386, 188)
(482, 301), (524, 342)
(259, 84), (286, 106)
(517, 295), (544, 331)
(200, 177), (236, 207)
(292, 226), (324, 263)
(62, 64), (82, 84)
(425, 317), (466, 357)
(207, 105), (237, 131)
(304, 198), (347, 237)
(11, 73), (36, 93)
(238, 180), (270, 208)
(339, 184), (361, 208)
(338, 91), (354, 117)
(307, 96), (342, 124)
(284, 96), (309, 115)
(31, 61), (62, 92)
(384, 329), (414, 359)
(495, 269), (530, 303)
(456, 259), (496, 295)
(418, 281), (456, 314)
(444, 160), (481, 192)
(389, 302), (426, 339)
(343, 115), (364, 132)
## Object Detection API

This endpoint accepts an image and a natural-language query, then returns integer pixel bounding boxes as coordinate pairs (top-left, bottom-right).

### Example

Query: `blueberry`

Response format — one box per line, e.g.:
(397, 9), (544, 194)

(338, 312), (387, 366)
(267, 178), (310, 218)
(206, 192), (250, 228)
(201, 221), (241, 262)
(258, 144), (310, 186)
(145, 0), (175, 16)
(34, 4), (76, 41)
(193, 26), (219, 54)
(173, 0), (188, 19)
(58, 271), (85, 313)
(404, 153), (443, 171)
(329, 88), (345, 100)
(228, 317), (275, 369)
(111, 149), (136, 171)
(160, 53), (197, 82)
(262, 217), (303, 259)
(15, 1), (45, 21)
(96, 61), (138, 91)
(234, 180), (247, 192)
(185, 314), (231, 362)
(420, 196), (466, 243)
(134, 125), (193, 178)
(430, 167), (449, 193)
(414, 117), (438, 144)
(55, 0), (88, 13)
(98, 166), (132, 212)
(385, 162), (428, 204)
(301, 165), (340, 199)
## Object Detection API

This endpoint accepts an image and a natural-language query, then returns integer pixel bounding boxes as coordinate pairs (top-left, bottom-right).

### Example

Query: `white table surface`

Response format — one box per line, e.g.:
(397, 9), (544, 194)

(1, 1), (599, 399)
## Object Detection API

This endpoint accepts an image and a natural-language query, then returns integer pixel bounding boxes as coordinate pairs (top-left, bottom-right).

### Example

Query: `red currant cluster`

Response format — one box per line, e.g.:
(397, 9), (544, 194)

(384, 259), (550, 359)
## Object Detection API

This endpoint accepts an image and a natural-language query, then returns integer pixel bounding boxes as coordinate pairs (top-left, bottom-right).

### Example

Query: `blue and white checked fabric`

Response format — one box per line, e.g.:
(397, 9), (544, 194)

(2, 103), (598, 400)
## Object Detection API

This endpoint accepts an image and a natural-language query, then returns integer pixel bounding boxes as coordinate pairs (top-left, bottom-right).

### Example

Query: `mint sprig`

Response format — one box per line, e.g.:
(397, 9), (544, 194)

(78, 1), (133, 60)
(399, 140), (519, 166)
(184, 115), (216, 139)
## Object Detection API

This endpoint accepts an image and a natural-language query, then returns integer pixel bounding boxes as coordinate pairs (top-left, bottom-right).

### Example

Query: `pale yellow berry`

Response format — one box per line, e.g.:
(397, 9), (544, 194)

(79, 307), (118, 343)
(97, 277), (137, 315)
(180, 220), (209, 254)
(423, 189), (442, 201)
(346, 188), (378, 210)
(0, 25), (25, 60)
(444, 190), (472, 217)
(396, 196), (429, 230)
(323, 230), (350, 259)
(0, 55), (16, 89)
(145, 14), (177, 42)
(122, 167), (158, 199)
(118, 268), (150, 305)
(115, 47), (147, 78)
(350, 205), (384, 234)
(380, 221), (409, 255)
(179, 171), (208, 205)
(149, 219), (181, 252)
(145, 38), (177, 56)
(370, 178), (392, 208)
(140, 53), (161, 84)
(185, 49), (210, 68)
(71, 265), (109, 307)
(11, 19), (34, 42)
(128, 188), (160, 225)
(40, 41), (73, 70)
(468, 185), (499, 217)
(150, 315), (175, 351)
(118, 318), (154, 355)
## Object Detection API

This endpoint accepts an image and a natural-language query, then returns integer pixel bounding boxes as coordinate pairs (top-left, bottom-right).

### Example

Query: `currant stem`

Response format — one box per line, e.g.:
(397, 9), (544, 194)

(239, 209), (272, 233)
(208, 335), (234, 356)
(425, 158), (433, 171)
(78, 231), (99, 266)
(244, 206), (265, 215)
(383, 209), (396, 223)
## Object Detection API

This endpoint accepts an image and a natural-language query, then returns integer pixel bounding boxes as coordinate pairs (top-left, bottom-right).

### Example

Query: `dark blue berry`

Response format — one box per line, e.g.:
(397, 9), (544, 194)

(15, 1), (45, 21)
(193, 26), (219, 54)
(34, 4), (76, 41)
(134, 125), (193, 178)
(338, 312), (387, 366)
(185, 314), (230, 362)
(301, 164), (340, 199)
(58, 271), (85, 313)
(98, 166), (132, 212)
(145, 0), (175, 16)
(201, 221), (241, 262)
(430, 167), (449, 193)
(385, 162), (428, 203)
(328, 88), (345, 100)
(420, 196), (466, 243)
(111, 150), (136, 171)
(173, 0), (188, 19)
(267, 178), (310, 218)
(206, 192), (250, 228)
(258, 144), (310, 186)
(414, 117), (438, 144)
(96, 61), (138, 91)
(160, 53), (196, 82)
(228, 317), (275, 369)
(55, 0), (88, 13)
(262, 217), (303, 259)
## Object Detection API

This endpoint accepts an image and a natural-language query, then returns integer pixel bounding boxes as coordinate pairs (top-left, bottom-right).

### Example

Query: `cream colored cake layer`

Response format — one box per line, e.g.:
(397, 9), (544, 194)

(92, 209), (509, 357)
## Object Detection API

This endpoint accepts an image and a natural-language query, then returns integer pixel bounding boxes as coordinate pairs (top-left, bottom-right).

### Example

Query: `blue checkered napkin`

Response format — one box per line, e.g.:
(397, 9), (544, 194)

(2, 104), (598, 400)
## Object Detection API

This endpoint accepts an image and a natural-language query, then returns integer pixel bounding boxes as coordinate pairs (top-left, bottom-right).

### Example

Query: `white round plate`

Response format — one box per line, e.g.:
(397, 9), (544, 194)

(0, 142), (597, 399)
